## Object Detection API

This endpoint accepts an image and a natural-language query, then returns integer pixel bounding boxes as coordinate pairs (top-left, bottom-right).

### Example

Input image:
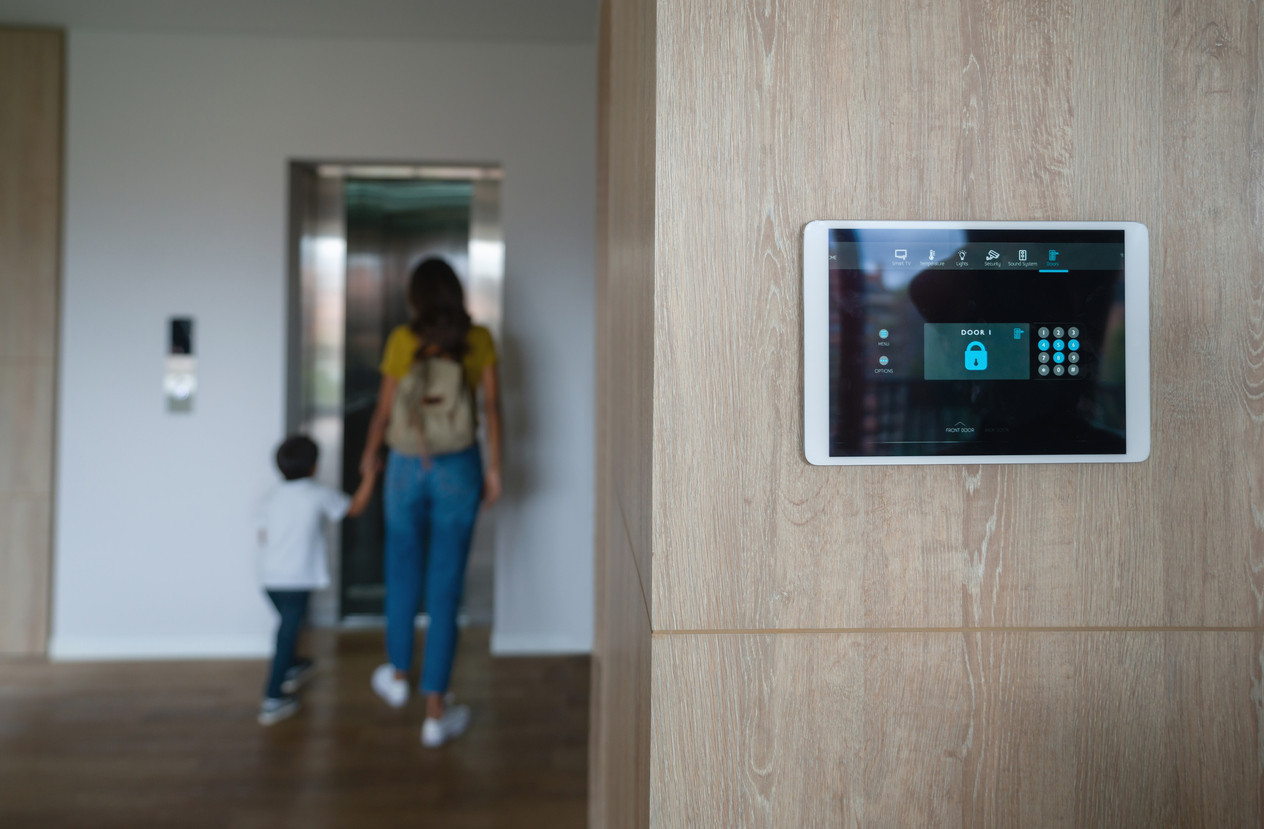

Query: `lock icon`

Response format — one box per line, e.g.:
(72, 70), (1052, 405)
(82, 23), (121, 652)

(965, 341), (988, 371)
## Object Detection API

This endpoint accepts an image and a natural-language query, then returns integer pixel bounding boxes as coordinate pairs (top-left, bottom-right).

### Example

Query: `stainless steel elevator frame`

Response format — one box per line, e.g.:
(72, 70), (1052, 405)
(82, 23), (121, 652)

(287, 161), (504, 626)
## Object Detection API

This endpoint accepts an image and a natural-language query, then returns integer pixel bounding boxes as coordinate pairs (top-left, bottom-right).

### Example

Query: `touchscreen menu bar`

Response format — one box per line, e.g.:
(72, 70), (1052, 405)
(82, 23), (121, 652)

(828, 242), (1124, 272)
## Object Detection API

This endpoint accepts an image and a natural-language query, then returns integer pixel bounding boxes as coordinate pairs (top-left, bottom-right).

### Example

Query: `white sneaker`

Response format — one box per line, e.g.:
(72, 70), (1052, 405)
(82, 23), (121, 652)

(280, 659), (316, 695)
(371, 663), (409, 708)
(258, 696), (299, 726)
(421, 704), (470, 747)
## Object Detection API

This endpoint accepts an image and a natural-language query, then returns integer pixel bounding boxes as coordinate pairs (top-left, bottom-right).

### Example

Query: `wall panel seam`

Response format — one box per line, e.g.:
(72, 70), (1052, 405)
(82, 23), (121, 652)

(652, 626), (1264, 636)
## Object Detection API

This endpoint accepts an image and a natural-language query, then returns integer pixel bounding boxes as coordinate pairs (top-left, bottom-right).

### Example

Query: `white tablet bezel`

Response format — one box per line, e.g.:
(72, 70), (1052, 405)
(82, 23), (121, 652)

(803, 220), (1150, 466)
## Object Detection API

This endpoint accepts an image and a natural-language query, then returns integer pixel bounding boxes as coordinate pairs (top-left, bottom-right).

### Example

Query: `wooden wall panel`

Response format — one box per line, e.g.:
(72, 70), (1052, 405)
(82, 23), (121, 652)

(589, 0), (612, 821)
(593, 503), (652, 829)
(592, 0), (656, 825)
(651, 0), (1264, 633)
(0, 28), (62, 657)
(605, 0), (657, 596)
(651, 632), (1260, 827)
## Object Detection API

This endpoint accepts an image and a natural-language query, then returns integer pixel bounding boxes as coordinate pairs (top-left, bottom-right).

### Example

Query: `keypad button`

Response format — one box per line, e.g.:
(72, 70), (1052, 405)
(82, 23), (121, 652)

(1068, 352), (1080, 364)
(1038, 339), (1050, 351)
(1068, 364), (1079, 376)
(1053, 339), (1065, 351)
(1053, 364), (1065, 376)
(1067, 327), (1079, 338)
(1037, 326), (1050, 339)
(1038, 364), (1050, 376)
(1052, 327), (1065, 338)
(1038, 352), (1050, 363)
(1067, 338), (1079, 351)
(1053, 351), (1065, 364)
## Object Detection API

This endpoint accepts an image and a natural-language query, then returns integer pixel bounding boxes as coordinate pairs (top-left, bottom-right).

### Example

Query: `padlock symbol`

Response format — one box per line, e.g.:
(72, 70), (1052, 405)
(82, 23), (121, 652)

(965, 341), (988, 371)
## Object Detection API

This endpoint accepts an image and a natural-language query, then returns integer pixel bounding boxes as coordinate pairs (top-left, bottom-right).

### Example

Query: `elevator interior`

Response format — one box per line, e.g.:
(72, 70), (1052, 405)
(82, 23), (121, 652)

(287, 162), (503, 628)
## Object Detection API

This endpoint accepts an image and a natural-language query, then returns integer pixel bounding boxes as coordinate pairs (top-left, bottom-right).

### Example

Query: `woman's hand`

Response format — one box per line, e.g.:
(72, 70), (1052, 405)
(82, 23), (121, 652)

(482, 468), (502, 505)
(361, 374), (398, 479)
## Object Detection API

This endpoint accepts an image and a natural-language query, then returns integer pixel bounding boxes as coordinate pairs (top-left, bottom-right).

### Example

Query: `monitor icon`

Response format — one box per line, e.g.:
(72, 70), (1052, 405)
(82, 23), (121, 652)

(894, 249), (908, 261)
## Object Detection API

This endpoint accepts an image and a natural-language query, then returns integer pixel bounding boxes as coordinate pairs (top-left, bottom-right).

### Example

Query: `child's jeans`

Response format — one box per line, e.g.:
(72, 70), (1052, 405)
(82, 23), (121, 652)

(382, 445), (483, 694)
(264, 589), (310, 699)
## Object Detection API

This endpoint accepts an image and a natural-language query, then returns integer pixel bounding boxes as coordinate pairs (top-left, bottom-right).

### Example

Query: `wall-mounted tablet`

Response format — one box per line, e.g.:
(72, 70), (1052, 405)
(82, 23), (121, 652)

(803, 221), (1150, 465)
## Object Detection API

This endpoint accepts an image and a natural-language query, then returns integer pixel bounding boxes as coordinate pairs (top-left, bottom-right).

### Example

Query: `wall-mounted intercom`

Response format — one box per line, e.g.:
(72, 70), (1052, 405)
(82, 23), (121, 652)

(803, 221), (1150, 465)
(164, 316), (196, 413)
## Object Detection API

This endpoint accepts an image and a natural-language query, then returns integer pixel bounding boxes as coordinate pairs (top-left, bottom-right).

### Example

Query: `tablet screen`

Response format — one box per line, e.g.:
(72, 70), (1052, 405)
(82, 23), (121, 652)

(824, 227), (1131, 459)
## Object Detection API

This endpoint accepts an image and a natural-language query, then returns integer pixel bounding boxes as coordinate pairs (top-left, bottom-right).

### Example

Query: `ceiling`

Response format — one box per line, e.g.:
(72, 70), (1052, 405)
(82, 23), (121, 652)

(0, 0), (600, 43)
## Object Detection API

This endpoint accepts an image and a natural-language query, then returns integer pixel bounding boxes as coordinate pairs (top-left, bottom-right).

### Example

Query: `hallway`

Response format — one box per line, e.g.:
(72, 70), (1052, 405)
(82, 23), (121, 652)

(0, 629), (589, 827)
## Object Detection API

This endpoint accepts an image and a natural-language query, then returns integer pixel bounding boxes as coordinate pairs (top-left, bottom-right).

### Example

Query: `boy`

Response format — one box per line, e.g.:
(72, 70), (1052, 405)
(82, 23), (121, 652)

(257, 435), (375, 725)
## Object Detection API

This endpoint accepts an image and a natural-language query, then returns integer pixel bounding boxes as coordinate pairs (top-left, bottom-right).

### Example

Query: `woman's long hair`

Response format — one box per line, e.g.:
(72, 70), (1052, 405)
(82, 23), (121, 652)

(408, 258), (471, 363)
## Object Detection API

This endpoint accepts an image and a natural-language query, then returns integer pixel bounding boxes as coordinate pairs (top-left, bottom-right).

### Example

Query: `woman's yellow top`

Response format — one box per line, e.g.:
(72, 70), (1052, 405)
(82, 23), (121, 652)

(378, 324), (497, 389)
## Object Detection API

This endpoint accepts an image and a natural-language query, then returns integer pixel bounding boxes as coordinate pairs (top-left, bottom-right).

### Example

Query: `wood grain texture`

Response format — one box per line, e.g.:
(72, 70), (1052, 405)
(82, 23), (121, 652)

(591, 0), (656, 825)
(0, 27), (62, 657)
(592, 503), (652, 829)
(0, 629), (589, 828)
(0, 497), (51, 655)
(650, 0), (1264, 632)
(606, 0), (656, 598)
(590, 0), (613, 823)
(651, 632), (1259, 827)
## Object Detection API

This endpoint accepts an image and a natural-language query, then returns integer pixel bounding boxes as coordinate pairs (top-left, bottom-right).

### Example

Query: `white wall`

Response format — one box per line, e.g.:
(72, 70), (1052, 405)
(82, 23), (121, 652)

(52, 31), (595, 658)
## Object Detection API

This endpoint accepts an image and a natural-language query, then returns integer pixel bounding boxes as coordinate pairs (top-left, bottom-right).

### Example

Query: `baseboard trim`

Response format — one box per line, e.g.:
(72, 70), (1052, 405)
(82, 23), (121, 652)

(49, 634), (272, 661)
(49, 631), (591, 660)
(489, 631), (591, 656)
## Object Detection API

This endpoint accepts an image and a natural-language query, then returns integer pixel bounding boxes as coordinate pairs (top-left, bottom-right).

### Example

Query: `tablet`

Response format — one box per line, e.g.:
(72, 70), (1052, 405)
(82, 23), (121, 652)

(803, 221), (1150, 465)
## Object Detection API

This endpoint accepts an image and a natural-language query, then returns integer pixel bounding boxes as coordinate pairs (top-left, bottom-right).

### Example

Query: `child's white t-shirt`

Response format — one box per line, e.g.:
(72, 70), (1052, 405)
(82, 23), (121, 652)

(257, 478), (351, 590)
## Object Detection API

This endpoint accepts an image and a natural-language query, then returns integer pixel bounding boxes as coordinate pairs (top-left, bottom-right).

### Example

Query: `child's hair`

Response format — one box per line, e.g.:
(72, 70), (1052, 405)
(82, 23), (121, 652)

(275, 435), (318, 480)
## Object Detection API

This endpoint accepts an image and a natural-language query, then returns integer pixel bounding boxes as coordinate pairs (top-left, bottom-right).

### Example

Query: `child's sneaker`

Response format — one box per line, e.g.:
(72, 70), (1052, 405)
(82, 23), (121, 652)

(421, 704), (470, 747)
(258, 696), (299, 726)
(281, 659), (316, 695)
(371, 663), (409, 708)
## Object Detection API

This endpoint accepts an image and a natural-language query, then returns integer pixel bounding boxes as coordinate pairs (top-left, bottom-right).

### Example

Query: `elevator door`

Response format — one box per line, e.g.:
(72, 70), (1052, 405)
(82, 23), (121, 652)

(289, 162), (503, 627)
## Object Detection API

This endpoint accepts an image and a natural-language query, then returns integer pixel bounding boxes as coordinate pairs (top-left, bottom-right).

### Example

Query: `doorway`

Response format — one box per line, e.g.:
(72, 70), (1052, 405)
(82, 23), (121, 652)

(286, 161), (503, 629)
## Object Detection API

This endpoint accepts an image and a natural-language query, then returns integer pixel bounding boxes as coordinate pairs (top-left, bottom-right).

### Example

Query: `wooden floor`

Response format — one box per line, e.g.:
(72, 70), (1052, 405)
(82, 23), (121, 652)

(0, 629), (589, 828)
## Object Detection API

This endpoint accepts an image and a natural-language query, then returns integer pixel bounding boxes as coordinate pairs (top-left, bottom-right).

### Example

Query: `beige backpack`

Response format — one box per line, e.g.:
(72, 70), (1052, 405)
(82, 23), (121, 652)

(386, 355), (476, 457)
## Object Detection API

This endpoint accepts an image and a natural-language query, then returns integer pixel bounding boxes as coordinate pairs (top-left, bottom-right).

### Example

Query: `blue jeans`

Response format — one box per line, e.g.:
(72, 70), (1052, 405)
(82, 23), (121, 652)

(264, 589), (309, 699)
(383, 445), (483, 694)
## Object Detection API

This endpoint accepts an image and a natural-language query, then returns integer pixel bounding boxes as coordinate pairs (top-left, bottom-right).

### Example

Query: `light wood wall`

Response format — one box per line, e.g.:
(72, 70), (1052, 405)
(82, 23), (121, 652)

(0, 28), (62, 658)
(596, 0), (1264, 825)
(591, 0), (655, 825)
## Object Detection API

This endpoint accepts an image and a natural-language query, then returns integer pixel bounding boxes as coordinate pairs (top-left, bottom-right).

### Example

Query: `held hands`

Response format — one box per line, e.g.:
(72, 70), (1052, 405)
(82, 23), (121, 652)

(482, 468), (502, 506)
(359, 452), (382, 480)
(348, 456), (381, 518)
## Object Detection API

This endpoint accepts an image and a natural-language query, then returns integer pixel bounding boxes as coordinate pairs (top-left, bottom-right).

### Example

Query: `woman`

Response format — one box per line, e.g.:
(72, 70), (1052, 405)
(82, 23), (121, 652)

(360, 257), (502, 747)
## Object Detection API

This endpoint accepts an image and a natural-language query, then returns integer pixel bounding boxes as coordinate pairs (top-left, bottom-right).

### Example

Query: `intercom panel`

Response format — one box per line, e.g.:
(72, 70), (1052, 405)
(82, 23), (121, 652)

(803, 221), (1150, 465)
